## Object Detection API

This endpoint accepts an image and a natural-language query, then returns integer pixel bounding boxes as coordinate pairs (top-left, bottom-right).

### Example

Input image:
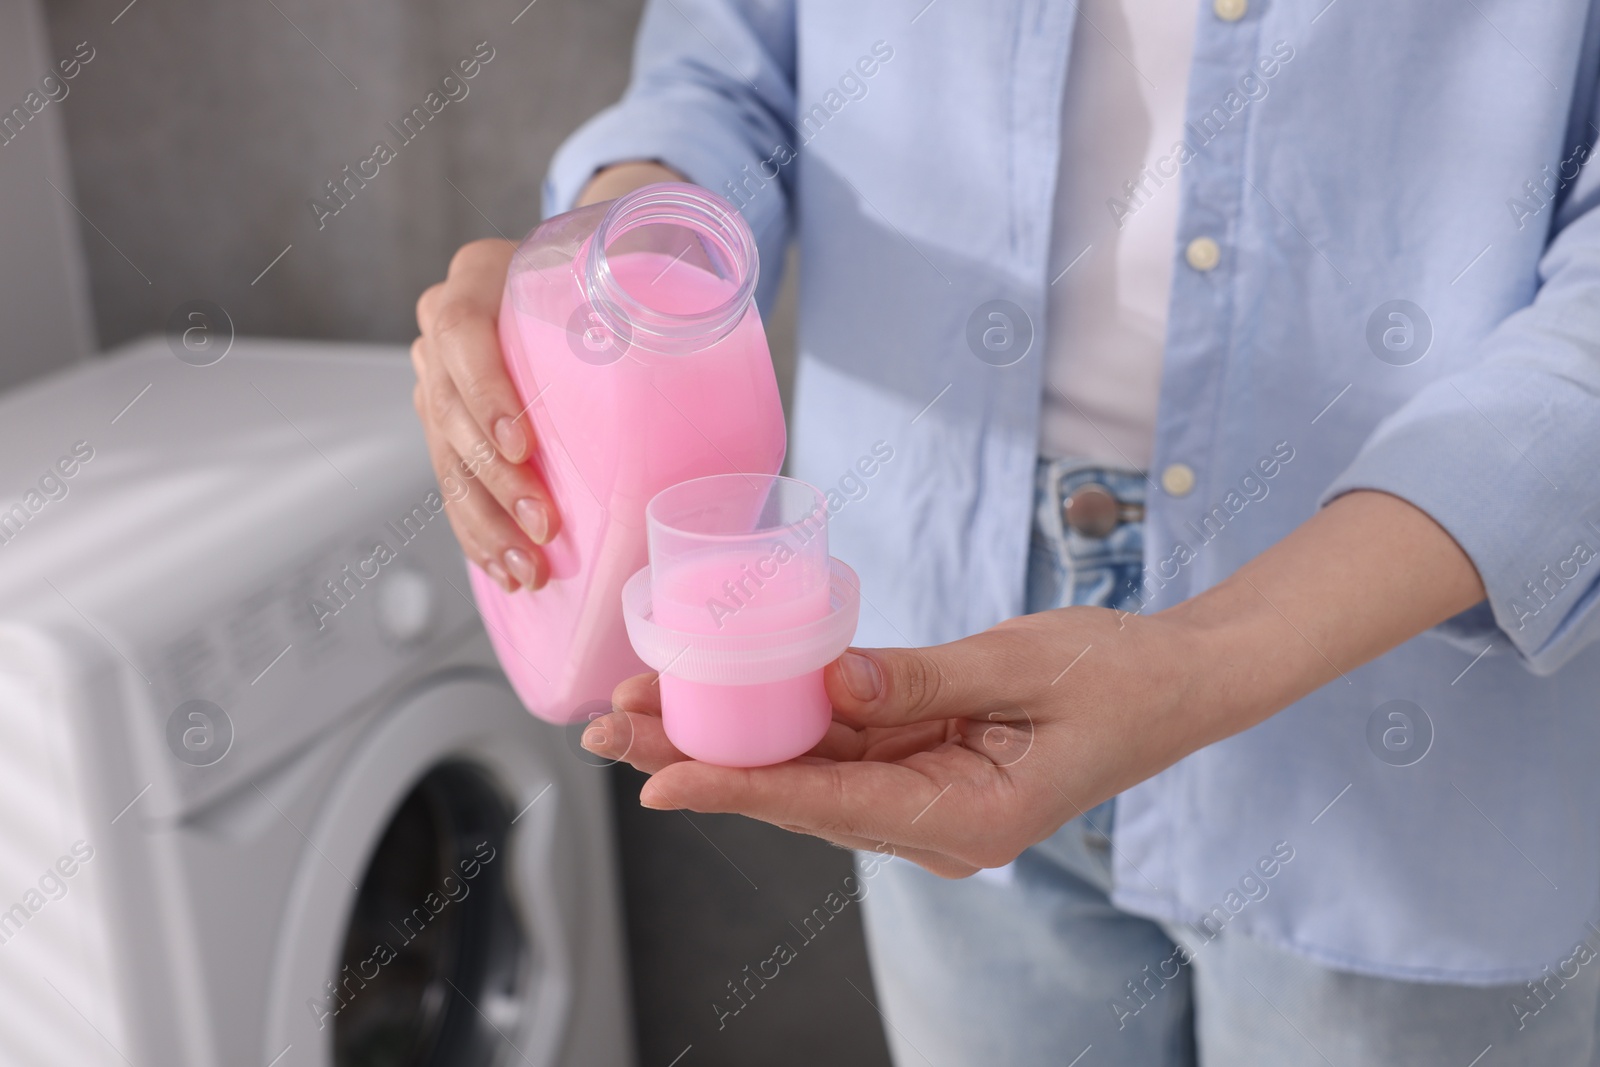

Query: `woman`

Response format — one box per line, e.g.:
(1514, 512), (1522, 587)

(411, 2), (1600, 1062)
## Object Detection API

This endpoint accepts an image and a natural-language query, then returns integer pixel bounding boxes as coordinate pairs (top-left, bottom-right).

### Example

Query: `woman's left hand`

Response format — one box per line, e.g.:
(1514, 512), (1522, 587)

(581, 605), (1213, 878)
(580, 490), (1491, 877)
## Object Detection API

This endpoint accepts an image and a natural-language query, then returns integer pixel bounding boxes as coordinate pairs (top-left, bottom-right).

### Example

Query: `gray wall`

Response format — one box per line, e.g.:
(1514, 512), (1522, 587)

(45, 0), (647, 346)
(0, 0), (95, 390)
(39, 0), (796, 397)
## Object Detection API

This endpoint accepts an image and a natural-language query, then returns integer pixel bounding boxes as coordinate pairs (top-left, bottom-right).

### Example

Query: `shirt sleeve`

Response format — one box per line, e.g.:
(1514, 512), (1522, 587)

(542, 0), (797, 312)
(1322, 187), (1600, 676)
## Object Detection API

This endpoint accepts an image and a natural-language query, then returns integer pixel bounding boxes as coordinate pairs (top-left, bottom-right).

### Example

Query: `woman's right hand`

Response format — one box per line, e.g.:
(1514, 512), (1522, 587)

(410, 161), (683, 593)
(413, 238), (558, 593)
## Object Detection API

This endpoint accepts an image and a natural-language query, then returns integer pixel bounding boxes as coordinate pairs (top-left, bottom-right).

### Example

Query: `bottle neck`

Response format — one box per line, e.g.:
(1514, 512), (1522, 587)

(582, 183), (759, 356)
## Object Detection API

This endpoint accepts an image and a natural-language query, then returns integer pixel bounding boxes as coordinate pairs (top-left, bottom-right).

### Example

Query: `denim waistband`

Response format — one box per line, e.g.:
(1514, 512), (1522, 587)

(1027, 457), (1148, 617)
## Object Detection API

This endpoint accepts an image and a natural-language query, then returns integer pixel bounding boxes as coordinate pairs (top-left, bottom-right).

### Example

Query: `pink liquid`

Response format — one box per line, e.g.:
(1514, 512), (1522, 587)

(653, 551), (834, 767)
(653, 549), (830, 635)
(470, 248), (786, 723)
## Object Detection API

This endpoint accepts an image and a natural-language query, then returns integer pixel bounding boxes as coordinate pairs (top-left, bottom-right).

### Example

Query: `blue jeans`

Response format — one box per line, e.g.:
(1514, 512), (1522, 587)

(855, 458), (1600, 1066)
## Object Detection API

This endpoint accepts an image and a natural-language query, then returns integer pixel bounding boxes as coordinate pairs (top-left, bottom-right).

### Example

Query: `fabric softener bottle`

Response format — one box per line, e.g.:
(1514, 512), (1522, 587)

(469, 182), (786, 723)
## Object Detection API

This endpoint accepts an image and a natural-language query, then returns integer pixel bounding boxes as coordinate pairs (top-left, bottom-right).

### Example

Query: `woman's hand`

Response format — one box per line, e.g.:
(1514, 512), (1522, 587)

(410, 160), (683, 592)
(584, 606), (1207, 878)
(582, 490), (1488, 878)
(413, 238), (556, 593)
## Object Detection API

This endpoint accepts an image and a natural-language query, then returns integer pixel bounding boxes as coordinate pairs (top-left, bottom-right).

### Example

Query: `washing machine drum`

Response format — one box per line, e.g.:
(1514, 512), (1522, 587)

(334, 763), (522, 1065)
(266, 674), (583, 1067)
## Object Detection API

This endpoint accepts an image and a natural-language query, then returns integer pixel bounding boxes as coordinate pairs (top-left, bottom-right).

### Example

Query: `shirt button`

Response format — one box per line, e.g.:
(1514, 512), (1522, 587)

(1213, 0), (1248, 21)
(1185, 237), (1221, 272)
(1161, 463), (1196, 497)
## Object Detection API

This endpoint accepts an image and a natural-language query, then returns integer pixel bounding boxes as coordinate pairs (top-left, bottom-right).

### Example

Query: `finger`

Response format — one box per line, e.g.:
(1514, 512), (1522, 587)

(798, 718), (954, 764)
(415, 377), (548, 591)
(611, 671), (891, 764)
(413, 380), (506, 587)
(414, 336), (560, 552)
(905, 852), (981, 879)
(637, 746), (1023, 867)
(823, 632), (1038, 730)
(416, 239), (531, 464)
(849, 720), (960, 763)
(580, 709), (689, 774)
(611, 671), (662, 715)
(606, 748), (974, 874)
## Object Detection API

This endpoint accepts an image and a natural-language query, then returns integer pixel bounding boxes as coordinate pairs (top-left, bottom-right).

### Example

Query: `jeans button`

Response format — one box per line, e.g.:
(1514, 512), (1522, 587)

(1064, 483), (1120, 539)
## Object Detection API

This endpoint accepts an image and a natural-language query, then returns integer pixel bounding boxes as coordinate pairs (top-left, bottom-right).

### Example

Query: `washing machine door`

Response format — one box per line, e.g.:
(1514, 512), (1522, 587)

(263, 671), (583, 1067)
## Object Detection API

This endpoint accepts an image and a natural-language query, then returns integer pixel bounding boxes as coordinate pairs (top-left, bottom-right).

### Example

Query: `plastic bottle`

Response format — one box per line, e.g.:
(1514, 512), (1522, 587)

(469, 183), (785, 724)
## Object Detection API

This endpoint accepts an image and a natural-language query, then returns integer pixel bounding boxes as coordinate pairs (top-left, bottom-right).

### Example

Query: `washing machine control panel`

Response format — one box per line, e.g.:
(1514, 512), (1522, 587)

(374, 566), (439, 647)
(142, 490), (483, 818)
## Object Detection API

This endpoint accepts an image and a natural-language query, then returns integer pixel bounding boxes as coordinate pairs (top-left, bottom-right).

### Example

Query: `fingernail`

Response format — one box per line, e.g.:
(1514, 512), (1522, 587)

(839, 651), (883, 702)
(503, 547), (536, 588)
(639, 783), (673, 810)
(516, 497), (551, 544)
(581, 725), (606, 750)
(494, 417), (527, 460)
(485, 559), (515, 593)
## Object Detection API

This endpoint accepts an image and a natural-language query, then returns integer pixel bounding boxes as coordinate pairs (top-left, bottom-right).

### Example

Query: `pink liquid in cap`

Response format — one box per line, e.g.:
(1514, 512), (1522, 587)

(469, 184), (786, 724)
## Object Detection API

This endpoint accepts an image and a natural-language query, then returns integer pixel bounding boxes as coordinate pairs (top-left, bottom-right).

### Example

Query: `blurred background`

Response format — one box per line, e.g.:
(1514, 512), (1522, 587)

(3, 0), (886, 1063)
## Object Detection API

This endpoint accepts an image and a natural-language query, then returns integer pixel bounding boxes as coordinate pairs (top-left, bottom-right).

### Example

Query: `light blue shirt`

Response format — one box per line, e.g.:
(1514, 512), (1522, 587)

(546, 0), (1600, 984)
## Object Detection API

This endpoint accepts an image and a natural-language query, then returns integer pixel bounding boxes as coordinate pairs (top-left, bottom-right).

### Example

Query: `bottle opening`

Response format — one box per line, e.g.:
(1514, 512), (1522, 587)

(584, 183), (760, 354)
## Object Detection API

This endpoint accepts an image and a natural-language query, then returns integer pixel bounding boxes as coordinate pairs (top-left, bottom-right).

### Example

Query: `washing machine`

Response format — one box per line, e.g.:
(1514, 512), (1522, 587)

(0, 336), (636, 1067)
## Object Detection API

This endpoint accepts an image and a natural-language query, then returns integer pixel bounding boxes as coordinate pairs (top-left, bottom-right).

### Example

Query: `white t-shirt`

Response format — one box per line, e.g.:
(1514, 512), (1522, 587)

(1038, 0), (1198, 469)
